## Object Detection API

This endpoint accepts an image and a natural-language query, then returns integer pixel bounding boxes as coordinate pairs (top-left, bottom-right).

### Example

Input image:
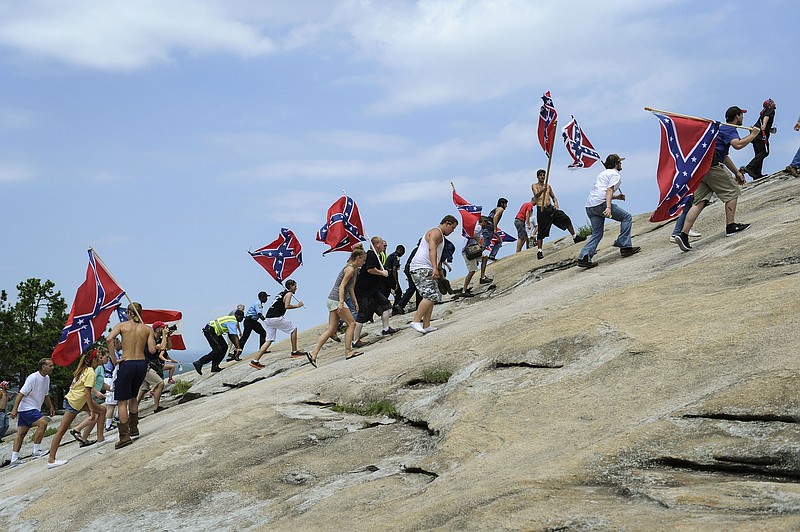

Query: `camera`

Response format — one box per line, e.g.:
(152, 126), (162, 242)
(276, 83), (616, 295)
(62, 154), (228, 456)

(167, 324), (178, 332)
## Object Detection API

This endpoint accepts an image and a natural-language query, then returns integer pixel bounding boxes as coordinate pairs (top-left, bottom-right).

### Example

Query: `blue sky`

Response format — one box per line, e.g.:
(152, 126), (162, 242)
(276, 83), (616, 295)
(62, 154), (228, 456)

(0, 0), (794, 354)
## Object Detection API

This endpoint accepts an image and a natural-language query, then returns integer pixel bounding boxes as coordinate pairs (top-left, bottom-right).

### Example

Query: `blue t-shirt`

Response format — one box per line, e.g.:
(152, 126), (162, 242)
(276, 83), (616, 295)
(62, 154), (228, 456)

(245, 299), (265, 319)
(714, 125), (740, 163)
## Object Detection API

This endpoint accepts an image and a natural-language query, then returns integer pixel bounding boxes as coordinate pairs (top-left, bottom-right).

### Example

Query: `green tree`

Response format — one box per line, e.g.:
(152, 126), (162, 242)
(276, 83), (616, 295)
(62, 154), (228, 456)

(0, 279), (72, 404)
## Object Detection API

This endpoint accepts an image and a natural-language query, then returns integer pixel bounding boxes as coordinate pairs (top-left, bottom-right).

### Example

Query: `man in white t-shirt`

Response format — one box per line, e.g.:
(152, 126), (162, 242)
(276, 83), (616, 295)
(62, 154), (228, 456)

(577, 154), (640, 268)
(8, 358), (56, 466)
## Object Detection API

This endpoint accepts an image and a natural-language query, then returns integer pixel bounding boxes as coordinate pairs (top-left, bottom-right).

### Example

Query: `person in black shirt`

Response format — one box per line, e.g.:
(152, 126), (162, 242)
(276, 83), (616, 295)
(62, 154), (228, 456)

(743, 98), (776, 180)
(351, 237), (398, 347)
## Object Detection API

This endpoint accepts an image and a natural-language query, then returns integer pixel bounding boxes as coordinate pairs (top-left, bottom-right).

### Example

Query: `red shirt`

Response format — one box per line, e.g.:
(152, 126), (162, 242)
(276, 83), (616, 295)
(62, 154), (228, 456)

(515, 202), (532, 221)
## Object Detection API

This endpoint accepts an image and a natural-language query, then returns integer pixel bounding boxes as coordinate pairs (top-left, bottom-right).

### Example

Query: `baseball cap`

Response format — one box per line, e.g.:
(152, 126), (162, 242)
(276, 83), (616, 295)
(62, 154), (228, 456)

(763, 98), (775, 108)
(725, 106), (747, 122)
(152, 321), (167, 329)
(604, 154), (625, 168)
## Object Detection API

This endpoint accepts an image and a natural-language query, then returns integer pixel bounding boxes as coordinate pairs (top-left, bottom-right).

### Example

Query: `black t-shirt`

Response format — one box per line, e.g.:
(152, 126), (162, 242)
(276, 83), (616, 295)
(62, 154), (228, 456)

(754, 107), (775, 140)
(385, 252), (401, 272)
(355, 250), (383, 296)
(266, 291), (289, 318)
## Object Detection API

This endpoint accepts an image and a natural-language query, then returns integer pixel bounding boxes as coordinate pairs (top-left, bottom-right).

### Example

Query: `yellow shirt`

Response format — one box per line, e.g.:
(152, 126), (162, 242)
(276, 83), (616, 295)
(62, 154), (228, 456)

(65, 367), (95, 410)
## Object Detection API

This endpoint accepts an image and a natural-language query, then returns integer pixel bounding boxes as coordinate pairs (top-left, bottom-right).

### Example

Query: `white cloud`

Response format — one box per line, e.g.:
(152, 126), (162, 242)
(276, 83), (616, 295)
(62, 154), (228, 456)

(0, 0), (275, 70)
(0, 162), (34, 182)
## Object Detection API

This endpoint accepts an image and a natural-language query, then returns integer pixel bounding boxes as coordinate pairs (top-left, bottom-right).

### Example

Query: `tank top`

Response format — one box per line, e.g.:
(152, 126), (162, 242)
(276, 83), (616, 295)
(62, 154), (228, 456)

(409, 228), (444, 270)
(328, 265), (355, 301)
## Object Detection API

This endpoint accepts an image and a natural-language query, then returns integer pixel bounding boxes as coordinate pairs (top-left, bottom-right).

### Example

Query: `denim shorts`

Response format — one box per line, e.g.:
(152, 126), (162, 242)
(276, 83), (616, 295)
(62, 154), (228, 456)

(64, 402), (81, 414)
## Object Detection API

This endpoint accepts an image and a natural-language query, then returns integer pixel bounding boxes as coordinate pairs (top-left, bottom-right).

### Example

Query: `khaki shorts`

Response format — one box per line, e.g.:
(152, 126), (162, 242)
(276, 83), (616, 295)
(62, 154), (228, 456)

(139, 367), (163, 392)
(694, 164), (741, 204)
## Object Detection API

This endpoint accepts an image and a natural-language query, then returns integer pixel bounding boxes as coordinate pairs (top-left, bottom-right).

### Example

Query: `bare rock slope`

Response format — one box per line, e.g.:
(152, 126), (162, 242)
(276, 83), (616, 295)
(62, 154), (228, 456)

(3, 172), (800, 530)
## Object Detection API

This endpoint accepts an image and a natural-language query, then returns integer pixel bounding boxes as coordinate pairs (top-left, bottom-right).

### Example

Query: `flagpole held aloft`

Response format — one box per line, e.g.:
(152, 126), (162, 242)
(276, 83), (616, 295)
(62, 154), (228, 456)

(89, 247), (142, 324)
(541, 120), (557, 209)
(644, 107), (753, 131)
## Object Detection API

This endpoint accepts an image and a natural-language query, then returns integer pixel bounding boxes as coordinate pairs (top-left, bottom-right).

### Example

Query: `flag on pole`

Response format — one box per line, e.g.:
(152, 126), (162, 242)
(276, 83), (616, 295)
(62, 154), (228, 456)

(562, 116), (601, 169)
(52, 249), (126, 366)
(116, 307), (186, 350)
(538, 91), (558, 156)
(649, 112), (720, 223)
(316, 196), (367, 254)
(250, 228), (304, 283)
(490, 228), (516, 247)
(452, 190), (482, 239)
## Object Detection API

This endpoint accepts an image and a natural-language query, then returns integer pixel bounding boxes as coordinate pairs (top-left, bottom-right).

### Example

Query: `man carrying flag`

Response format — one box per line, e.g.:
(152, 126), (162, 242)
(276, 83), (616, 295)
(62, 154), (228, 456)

(674, 106), (760, 251)
(106, 301), (169, 449)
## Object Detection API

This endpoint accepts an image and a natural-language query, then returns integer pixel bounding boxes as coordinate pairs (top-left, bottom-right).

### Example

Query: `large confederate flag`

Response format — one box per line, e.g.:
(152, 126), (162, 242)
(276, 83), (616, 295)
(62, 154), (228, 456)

(52, 249), (126, 366)
(316, 196), (366, 254)
(650, 112), (719, 223)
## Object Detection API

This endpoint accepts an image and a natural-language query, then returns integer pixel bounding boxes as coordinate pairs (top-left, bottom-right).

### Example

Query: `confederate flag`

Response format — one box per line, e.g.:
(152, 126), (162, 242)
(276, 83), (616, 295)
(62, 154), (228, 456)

(52, 249), (126, 366)
(316, 196), (366, 254)
(452, 190), (482, 239)
(562, 116), (601, 170)
(250, 228), (304, 283)
(650, 112), (720, 223)
(538, 91), (558, 157)
(116, 307), (186, 350)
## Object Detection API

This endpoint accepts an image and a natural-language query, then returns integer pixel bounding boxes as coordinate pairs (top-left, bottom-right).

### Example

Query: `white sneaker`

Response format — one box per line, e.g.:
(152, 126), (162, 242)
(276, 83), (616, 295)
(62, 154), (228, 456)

(9, 459), (23, 468)
(96, 435), (117, 447)
(688, 229), (701, 238)
(31, 450), (49, 460)
(47, 459), (68, 469)
(410, 322), (426, 334)
(423, 326), (438, 333)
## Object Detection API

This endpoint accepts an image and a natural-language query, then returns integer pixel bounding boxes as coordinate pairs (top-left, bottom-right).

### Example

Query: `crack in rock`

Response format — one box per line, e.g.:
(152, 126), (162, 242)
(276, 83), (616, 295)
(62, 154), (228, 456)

(649, 457), (800, 482)
(494, 361), (564, 369)
(682, 413), (799, 424)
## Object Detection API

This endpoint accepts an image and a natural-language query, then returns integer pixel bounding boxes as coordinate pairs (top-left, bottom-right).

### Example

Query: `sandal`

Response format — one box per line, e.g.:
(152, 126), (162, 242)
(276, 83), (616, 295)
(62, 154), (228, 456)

(306, 352), (317, 368)
(345, 351), (364, 360)
(69, 429), (86, 444)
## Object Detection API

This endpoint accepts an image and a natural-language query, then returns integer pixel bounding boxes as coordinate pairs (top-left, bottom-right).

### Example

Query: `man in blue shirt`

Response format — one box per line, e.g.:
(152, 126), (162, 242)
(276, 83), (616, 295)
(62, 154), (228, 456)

(674, 106), (760, 251)
(235, 291), (269, 357)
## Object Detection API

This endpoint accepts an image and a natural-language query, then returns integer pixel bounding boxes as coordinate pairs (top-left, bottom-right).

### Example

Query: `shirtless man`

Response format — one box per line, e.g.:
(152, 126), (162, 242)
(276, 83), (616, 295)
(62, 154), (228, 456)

(106, 302), (166, 449)
(532, 169), (585, 259)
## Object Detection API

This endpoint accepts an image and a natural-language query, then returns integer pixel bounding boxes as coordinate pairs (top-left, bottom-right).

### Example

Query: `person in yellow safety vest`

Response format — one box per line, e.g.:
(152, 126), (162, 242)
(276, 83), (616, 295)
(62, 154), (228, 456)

(192, 310), (244, 375)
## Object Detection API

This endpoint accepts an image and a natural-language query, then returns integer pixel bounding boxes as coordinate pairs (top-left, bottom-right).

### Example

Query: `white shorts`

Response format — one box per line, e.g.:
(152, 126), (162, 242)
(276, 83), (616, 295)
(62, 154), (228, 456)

(264, 316), (296, 341)
(104, 376), (117, 405)
(462, 253), (479, 272)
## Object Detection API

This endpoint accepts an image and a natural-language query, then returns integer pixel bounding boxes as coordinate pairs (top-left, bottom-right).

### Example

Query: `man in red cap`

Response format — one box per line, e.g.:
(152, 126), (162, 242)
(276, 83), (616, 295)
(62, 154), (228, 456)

(674, 106), (760, 251)
(742, 99), (777, 180)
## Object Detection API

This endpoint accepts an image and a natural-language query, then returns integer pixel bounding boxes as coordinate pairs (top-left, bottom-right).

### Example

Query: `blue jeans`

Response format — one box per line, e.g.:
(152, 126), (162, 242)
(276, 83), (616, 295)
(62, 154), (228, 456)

(671, 196), (694, 238)
(791, 145), (800, 168)
(579, 203), (632, 260)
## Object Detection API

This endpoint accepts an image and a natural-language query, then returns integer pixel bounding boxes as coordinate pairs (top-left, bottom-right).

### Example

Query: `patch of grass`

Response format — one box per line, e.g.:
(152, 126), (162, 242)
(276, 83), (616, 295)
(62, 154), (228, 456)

(577, 223), (593, 238)
(420, 368), (451, 384)
(332, 400), (401, 419)
(169, 380), (192, 396)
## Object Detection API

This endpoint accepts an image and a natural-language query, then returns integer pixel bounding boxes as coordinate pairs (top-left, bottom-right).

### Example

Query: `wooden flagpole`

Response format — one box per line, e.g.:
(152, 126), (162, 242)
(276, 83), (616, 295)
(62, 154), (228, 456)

(541, 120), (557, 209)
(89, 246), (143, 324)
(644, 107), (753, 131)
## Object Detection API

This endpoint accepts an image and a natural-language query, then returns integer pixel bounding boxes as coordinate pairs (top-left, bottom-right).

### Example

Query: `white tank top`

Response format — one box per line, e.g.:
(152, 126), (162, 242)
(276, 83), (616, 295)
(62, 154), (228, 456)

(409, 227), (444, 270)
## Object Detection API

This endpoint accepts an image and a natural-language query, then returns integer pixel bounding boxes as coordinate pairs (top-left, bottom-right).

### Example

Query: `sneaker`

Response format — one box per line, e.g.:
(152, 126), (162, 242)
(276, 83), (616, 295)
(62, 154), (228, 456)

(688, 229), (702, 238)
(423, 326), (438, 333)
(47, 460), (68, 469)
(249, 360), (265, 370)
(620, 246), (641, 258)
(381, 327), (399, 336)
(192, 361), (202, 375)
(726, 222), (750, 236)
(674, 233), (692, 252)
(573, 234), (587, 243)
(537, 251), (544, 260)
(576, 257), (597, 269)
(9, 458), (23, 468)
(153, 406), (168, 413)
(31, 450), (49, 460)
(210, 367), (222, 373)
(460, 291), (474, 298)
(410, 322), (426, 334)
(479, 276), (493, 284)
(352, 340), (367, 349)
